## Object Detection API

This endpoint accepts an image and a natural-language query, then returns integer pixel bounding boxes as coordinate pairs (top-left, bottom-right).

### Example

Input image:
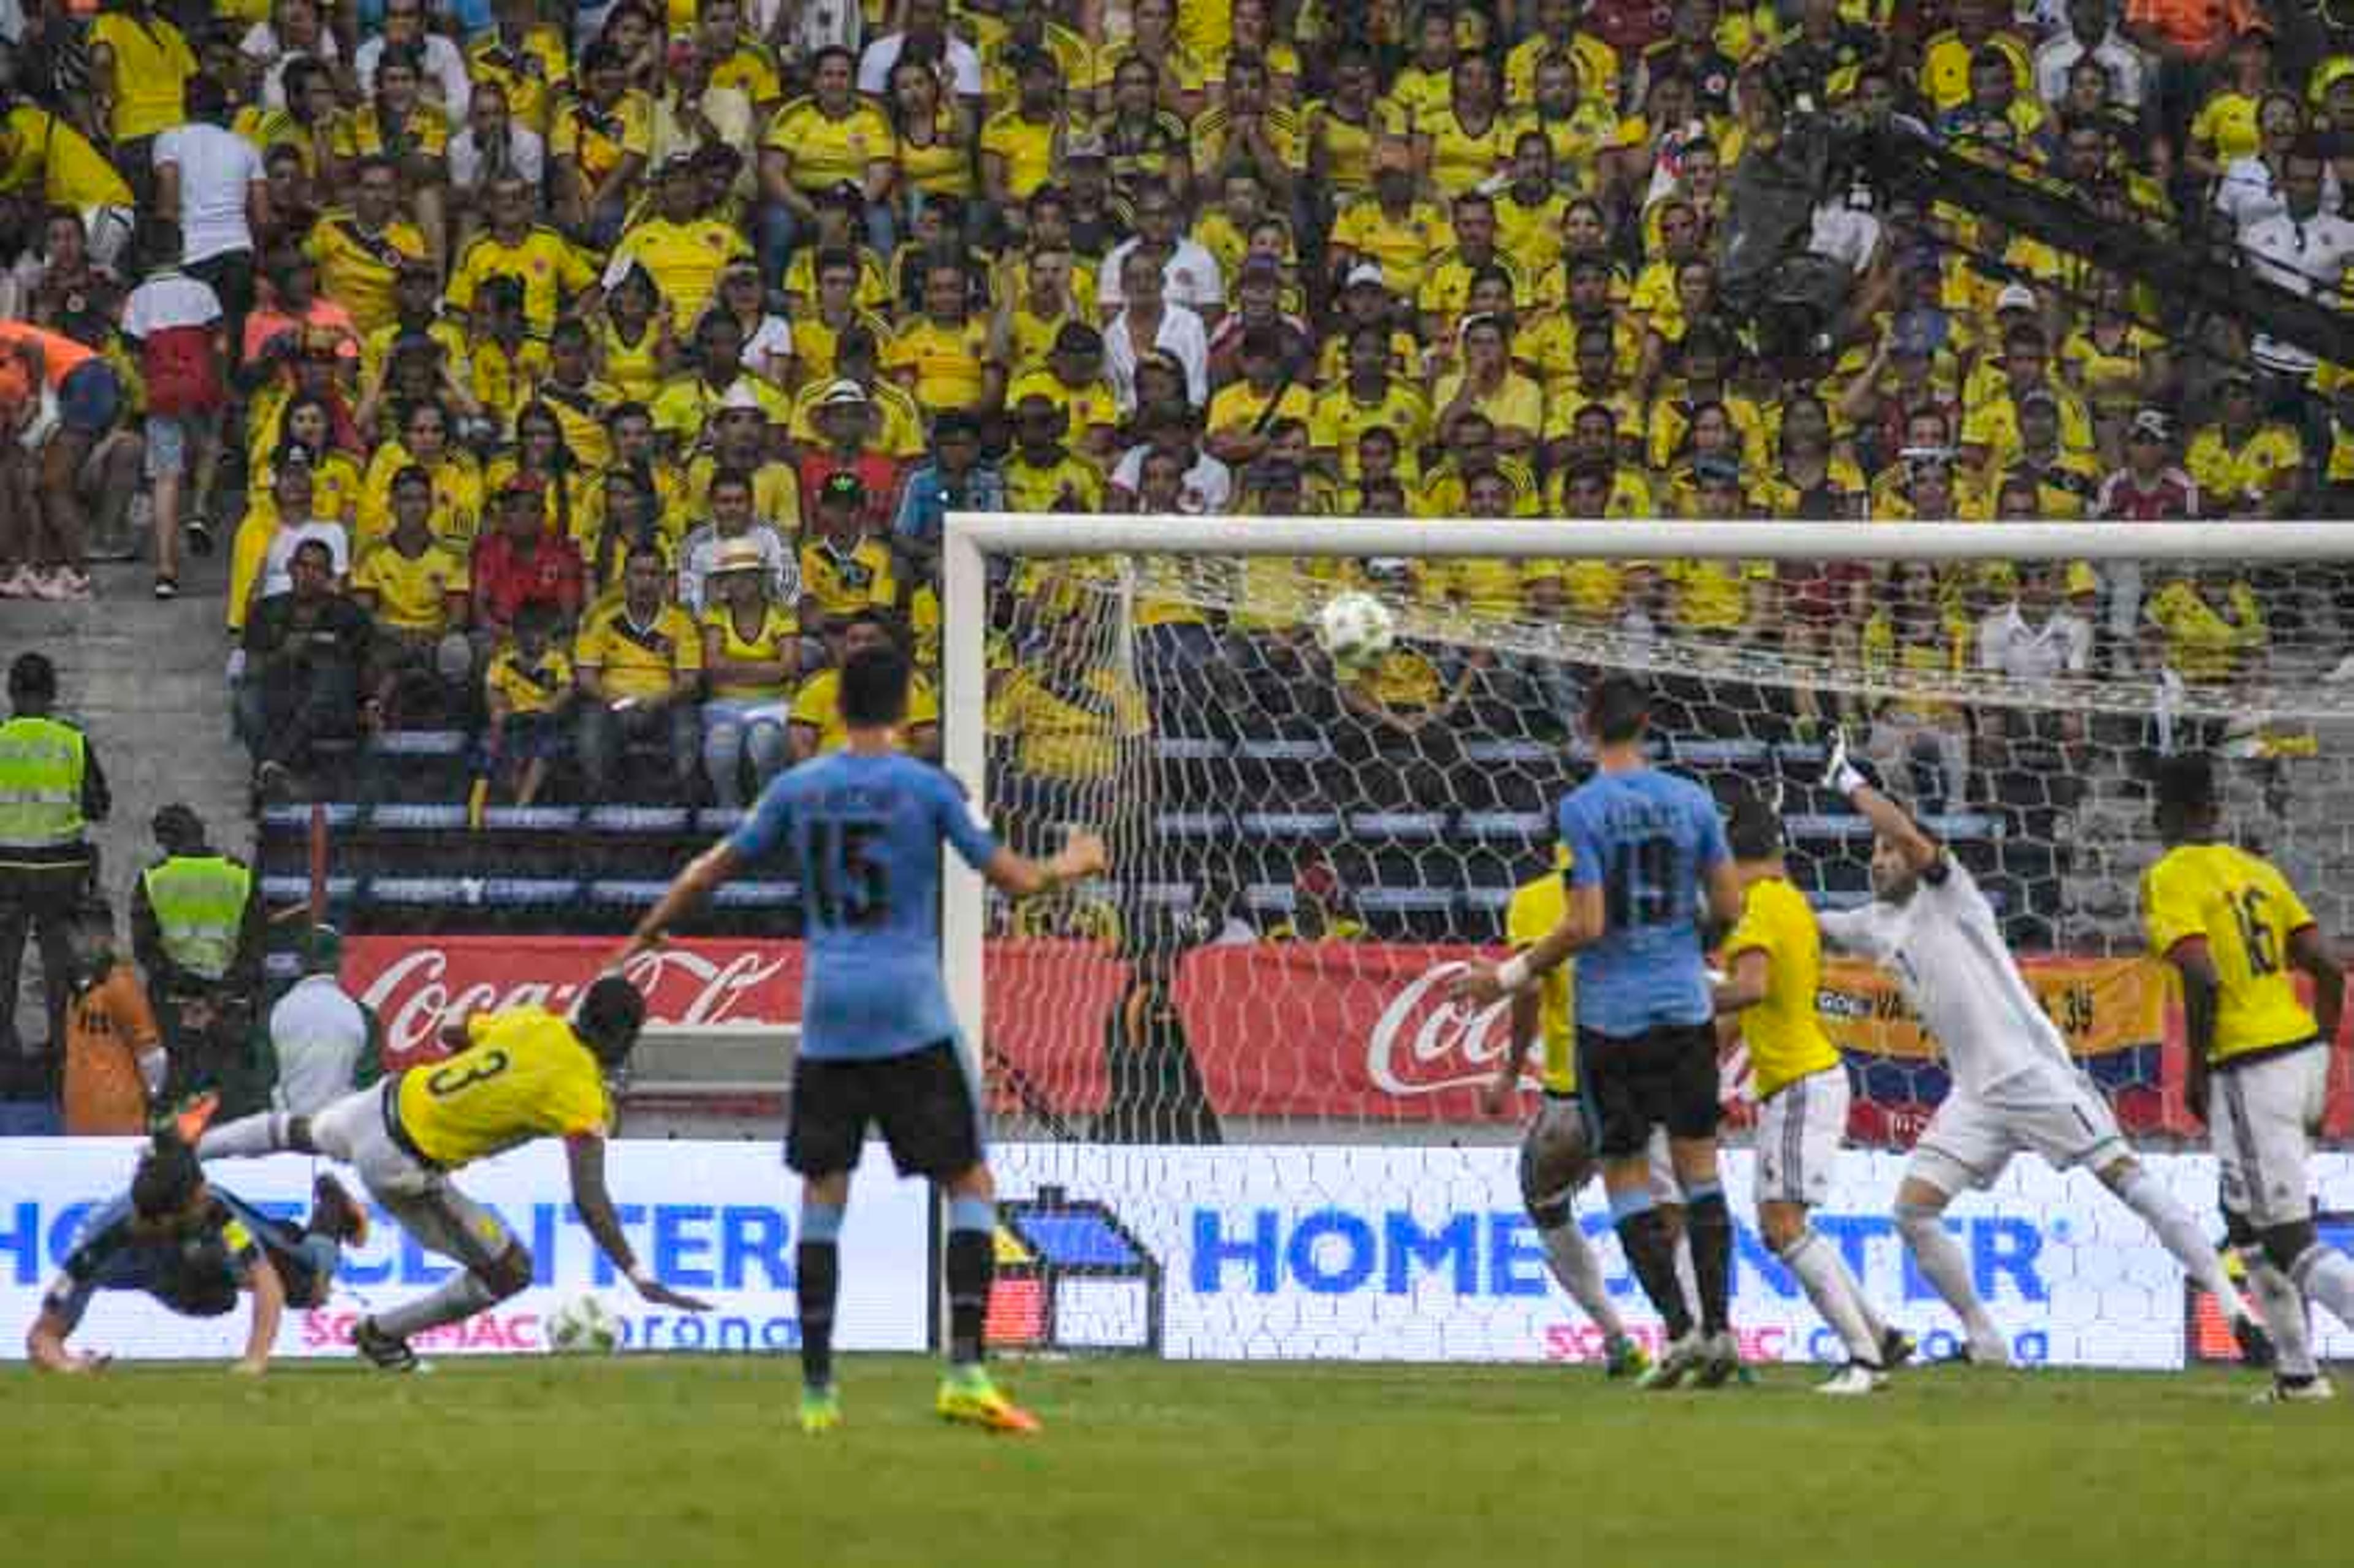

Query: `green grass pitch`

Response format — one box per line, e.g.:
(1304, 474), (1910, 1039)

(3, 1355), (2342, 1568)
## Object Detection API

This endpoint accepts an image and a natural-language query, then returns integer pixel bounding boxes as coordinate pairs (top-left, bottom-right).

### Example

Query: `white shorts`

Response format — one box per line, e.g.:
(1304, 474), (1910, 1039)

(310, 1082), (519, 1272)
(1905, 1063), (2128, 1195)
(2211, 1045), (2329, 1228)
(1754, 1064), (1851, 1208)
(1522, 1095), (1678, 1206)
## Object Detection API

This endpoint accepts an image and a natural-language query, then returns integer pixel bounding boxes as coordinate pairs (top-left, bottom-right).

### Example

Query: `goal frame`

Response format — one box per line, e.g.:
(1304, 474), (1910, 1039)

(938, 513), (2339, 1052)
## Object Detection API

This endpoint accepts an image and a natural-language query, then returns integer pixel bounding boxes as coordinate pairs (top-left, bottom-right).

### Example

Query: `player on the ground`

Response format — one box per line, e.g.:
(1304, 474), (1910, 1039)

(1455, 674), (1747, 1390)
(1818, 733), (2272, 1368)
(1482, 845), (1658, 1380)
(191, 975), (712, 1370)
(1712, 789), (1913, 1395)
(2143, 752), (2352, 1402)
(26, 1133), (367, 1376)
(617, 643), (1108, 1436)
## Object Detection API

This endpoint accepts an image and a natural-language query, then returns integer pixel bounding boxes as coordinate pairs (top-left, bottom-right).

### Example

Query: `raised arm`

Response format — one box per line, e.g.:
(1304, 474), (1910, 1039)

(617, 842), (743, 964)
(983, 831), (1108, 900)
(1824, 728), (1938, 874)
(565, 1133), (710, 1310)
(232, 1250), (286, 1376)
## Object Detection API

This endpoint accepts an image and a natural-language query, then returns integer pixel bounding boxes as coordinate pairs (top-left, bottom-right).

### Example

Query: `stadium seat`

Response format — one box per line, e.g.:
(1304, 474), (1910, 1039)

(1237, 810), (1343, 842)
(584, 806), (693, 834)
(368, 804), (471, 833)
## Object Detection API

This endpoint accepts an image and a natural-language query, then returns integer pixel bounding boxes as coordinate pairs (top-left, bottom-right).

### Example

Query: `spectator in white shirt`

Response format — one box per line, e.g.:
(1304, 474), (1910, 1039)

(1104, 248), (1210, 413)
(154, 76), (270, 362)
(1979, 561), (2093, 778)
(240, 0), (343, 108)
(856, 0), (983, 102)
(448, 77), (547, 237)
(2032, 0), (2145, 111)
(2237, 143), (2354, 381)
(355, 0), (472, 119)
(1099, 184), (1227, 327)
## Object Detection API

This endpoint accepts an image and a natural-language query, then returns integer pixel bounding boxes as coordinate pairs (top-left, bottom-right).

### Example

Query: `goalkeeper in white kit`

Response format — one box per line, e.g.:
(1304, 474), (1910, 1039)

(1816, 733), (2273, 1369)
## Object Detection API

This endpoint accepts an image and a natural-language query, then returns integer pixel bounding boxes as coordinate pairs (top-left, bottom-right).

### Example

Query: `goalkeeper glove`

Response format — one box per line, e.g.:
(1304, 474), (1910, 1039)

(1821, 727), (1868, 797)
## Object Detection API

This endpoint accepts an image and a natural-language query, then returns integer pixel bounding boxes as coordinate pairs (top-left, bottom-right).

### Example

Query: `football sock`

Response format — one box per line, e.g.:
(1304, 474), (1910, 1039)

(946, 1195), (996, 1367)
(1609, 1187), (1692, 1340)
(374, 1273), (497, 1340)
(196, 1111), (293, 1160)
(2288, 1243), (2354, 1331)
(2244, 1255), (2318, 1380)
(798, 1201), (844, 1391)
(2114, 1168), (2249, 1320)
(1683, 1184), (1734, 1337)
(1778, 1228), (1880, 1364)
(1895, 1202), (2003, 1353)
(1530, 1192), (1625, 1339)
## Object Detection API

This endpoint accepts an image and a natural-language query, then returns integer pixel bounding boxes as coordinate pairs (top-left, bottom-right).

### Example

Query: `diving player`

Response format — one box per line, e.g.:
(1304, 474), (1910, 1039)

(619, 643), (1108, 1436)
(192, 974), (712, 1369)
(1817, 733), (2271, 1368)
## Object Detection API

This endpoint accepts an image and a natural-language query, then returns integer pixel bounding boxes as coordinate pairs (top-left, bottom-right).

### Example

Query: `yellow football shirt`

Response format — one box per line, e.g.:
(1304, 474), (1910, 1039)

(611, 218), (752, 331)
(92, 13), (198, 141)
(352, 541), (468, 633)
(2141, 842), (2322, 1066)
(986, 666), (1151, 781)
(791, 668), (939, 752)
(764, 97), (896, 192)
(886, 317), (992, 414)
(1723, 877), (1840, 1099)
(1506, 872), (1577, 1093)
(486, 645), (574, 717)
(303, 215), (429, 338)
(575, 601), (704, 700)
(396, 1006), (613, 1168)
(449, 227), (600, 335)
(799, 536), (897, 621)
(550, 91), (653, 187)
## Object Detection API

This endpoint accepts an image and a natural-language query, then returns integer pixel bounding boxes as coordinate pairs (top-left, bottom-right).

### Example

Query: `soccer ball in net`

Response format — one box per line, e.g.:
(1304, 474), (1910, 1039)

(1317, 590), (1396, 672)
(546, 1293), (622, 1355)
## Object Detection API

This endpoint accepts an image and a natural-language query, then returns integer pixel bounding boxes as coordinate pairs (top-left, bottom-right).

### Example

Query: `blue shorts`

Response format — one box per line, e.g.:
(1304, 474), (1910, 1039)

(58, 360), (122, 436)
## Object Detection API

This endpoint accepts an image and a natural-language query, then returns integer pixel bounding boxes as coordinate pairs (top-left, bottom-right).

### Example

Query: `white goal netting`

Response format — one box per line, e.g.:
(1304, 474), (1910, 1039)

(954, 517), (2354, 1368)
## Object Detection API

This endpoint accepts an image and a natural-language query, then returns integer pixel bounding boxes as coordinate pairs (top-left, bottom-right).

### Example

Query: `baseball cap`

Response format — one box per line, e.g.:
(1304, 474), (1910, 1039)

(502, 471), (547, 498)
(1691, 453), (1743, 485)
(2128, 408), (2171, 442)
(1295, 858), (1343, 904)
(1053, 321), (1103, 356)
(718, 382), (767, 414)
(1239, 256), (1284, 286)
(818, 378), (870, 408)
(820, 471), (866, 508)
(1062, 128), (1107, 161)
(2018, 387), (2059, 413)
(1344, 262), (1389, 291)
(933, 408), (980, 440)
(1994, 283), (2038, 313)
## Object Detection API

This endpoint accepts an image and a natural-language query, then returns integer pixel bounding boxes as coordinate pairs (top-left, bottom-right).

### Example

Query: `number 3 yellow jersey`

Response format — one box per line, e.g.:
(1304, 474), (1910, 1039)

(1506, 872), (1578, 1094)
(2140, 842), (2321, 1065)
(1722, 876), (1841, 1100)
(395, 1006), (615, 1169)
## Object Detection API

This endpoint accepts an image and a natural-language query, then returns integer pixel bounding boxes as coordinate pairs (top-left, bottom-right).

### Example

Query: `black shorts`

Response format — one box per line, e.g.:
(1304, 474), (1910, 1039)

(787, 1040), (983, 1180)
(1577, 1022), (1721, 1157)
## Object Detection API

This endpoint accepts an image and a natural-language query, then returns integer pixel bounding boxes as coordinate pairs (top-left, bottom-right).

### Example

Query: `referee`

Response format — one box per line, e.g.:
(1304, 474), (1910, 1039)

(0, 652), (109, 1097)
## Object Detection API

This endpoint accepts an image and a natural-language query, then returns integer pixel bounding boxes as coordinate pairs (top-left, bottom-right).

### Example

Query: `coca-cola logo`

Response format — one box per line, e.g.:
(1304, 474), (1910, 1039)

(1364, 962), (1517, 1096)
(357, 946), (798, 1057)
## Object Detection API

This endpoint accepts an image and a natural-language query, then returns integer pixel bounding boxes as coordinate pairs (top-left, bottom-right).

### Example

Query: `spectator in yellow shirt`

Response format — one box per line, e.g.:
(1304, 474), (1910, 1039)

(2186, 371), (2305, 518)
(351, 468), (473, 728)
(478, 601), (574, 812)
(573, 539), (704, 799)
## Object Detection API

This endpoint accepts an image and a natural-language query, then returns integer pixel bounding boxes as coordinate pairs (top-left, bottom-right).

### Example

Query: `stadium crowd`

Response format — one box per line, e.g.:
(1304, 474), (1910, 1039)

(0, 0), (2345, 817)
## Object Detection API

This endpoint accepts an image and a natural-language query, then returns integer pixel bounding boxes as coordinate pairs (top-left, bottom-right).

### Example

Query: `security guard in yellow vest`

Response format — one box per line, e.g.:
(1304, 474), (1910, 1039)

(130, 804), (265, 1104)
(0, 653), (110, 1079)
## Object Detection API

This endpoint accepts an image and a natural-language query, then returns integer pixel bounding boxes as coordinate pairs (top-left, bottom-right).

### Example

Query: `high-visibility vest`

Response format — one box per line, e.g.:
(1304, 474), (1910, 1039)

(0, 715), (86, 848)
(143, 856), (253, 984)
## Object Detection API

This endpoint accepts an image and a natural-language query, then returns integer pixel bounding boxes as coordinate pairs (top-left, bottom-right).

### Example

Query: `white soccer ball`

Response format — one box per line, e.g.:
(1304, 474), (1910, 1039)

(546, 1293), (622, 1355)
(1317, 590), (1397, 672)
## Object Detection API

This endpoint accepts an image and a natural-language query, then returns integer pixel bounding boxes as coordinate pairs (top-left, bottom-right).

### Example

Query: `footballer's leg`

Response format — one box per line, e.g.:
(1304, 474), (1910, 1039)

(2219, 1052), (2354, 1358)
(2227, 1206), (2328, 1402)
(785, 1054), (866, 1434)
(1587, 1033), (1700, 1385)
(1663, 1024), (1740, 1388)
(1518, 1096), (1643, 1376)
(1756, 1068), (1883, 1391)
(1894, 1097), (2011, 1364)
(359, 1181), (531, 1369)
(874, 1040), (1037, 1433)
(2092, 1152), (2271, 1364)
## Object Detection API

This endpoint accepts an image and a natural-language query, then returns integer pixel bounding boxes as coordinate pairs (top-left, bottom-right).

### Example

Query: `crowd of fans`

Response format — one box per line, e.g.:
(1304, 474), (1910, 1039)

(0, 0), (2346, 816)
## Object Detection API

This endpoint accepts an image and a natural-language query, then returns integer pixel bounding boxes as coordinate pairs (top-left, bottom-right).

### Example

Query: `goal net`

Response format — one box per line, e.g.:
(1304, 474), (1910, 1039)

(944, 515), (2354, 1368)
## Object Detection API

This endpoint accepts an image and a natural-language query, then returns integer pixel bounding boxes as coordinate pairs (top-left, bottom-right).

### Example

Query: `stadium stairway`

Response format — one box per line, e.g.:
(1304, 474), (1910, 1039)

(7, 556), (253, 1051)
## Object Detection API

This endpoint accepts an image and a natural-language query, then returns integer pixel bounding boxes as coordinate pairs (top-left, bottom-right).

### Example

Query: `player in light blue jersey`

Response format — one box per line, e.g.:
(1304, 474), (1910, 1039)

(1457, 675), (1744, 1390)
(620, 643), (1107, 1436)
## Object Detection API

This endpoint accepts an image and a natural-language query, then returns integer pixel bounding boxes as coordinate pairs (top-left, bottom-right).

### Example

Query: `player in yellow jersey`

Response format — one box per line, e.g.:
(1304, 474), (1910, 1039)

(190, 976), (709, 1369)
(2144, 754), (2349, 1402)
(1482, 848), (1678, 1379)
(1712, 792), (1911, 1395)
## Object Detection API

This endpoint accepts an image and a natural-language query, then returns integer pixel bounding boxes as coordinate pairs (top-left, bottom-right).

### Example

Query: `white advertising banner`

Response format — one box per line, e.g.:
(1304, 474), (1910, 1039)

(989, 1145), (2354, 1369)
(0, 1140), (930, 1361)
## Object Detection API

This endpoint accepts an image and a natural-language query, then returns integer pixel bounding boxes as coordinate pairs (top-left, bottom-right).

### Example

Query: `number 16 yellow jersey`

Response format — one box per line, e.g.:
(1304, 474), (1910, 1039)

(2141, 842), (2322, 1067)
(396, 1006), (615, 1169)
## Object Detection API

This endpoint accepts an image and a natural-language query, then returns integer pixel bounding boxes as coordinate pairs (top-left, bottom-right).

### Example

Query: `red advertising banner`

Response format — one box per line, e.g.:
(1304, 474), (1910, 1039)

(343, 937), (2354, 1141)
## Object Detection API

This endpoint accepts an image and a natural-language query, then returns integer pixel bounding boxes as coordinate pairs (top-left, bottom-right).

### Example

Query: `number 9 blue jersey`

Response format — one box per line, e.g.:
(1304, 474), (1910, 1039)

(729, 751), (1002, 1060)
(1556, 766), (1729, 1036)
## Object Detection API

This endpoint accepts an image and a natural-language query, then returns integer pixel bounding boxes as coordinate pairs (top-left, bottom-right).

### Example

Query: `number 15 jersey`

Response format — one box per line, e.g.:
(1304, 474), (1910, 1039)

(2141, 841), (2322, 1067)
(729, 750), (1002, 1060)
(1557, 766), (1730, 1037)
(397, 1006), (614, 1168)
